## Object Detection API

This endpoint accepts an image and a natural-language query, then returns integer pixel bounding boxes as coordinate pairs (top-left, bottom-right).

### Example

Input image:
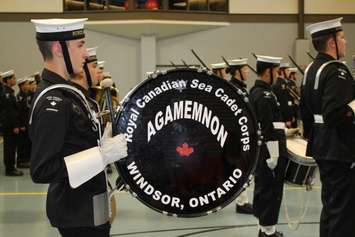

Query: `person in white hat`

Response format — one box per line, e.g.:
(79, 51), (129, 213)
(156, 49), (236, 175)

(227, 58), (249, 93)
(272, 62), (297, 128)
(29, 18), (127, 236)
(0, 70), (23, 176)
(224, 58), (254, 215)
(211, 62), (227, 79)
(300, 17), (355, 237)
(249, 55), (286, 237)
(16, 77), (33, 169)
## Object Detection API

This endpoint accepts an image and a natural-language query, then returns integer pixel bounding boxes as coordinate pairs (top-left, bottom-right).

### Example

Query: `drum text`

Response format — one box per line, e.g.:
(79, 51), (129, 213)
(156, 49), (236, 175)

(147, 100), (228, 148)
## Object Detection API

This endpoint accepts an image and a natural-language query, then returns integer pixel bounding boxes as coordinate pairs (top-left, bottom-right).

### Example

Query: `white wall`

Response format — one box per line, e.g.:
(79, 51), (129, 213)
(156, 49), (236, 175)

(305, 0), (355, 14)
(157, 23), (298, 89)
(230, 0), (298, 14)
(0, 0), (63, 12)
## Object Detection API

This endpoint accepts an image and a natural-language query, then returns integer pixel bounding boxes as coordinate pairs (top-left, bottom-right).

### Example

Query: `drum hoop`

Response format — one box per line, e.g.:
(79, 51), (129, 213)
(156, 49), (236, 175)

(113, 68), (262, 217)
(287, 150), (317, 166)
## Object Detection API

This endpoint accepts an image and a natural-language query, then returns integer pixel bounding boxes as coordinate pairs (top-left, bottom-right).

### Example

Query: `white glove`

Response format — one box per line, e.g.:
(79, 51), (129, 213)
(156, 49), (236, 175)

(100, 123), (128, 165)
(266, 140), (279, 170)
(266, 157), (278, 170)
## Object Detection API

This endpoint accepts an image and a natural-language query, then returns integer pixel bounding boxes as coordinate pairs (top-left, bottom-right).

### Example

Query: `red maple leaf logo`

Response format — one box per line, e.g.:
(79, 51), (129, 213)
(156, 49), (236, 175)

(176, 143), (194, 157)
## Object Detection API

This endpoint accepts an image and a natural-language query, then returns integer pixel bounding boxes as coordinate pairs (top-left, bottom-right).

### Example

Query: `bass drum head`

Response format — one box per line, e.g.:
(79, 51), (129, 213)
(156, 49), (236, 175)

(114, 68), (260, 217)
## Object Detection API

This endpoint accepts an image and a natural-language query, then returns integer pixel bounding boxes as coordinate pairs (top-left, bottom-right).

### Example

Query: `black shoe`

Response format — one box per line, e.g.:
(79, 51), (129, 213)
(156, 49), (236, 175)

(6, 169), (24, 176)
(258, 230), (284, 237)
(17, 162), (30, 169)
(236, 203), (253, 214)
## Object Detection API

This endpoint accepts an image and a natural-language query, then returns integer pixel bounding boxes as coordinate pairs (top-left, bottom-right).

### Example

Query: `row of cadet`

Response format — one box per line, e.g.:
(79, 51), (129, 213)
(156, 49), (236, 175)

(0, 58), (116, 177)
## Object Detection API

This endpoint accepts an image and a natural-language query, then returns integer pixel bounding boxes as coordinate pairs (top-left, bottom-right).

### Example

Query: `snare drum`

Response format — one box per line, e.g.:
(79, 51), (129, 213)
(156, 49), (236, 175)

(114, 68), (260, 217)
(285, 137), (317, 186)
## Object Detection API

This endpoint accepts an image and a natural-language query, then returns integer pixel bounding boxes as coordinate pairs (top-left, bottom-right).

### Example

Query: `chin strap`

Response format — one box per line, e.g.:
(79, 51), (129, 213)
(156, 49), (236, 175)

(59, 41), (74, 75)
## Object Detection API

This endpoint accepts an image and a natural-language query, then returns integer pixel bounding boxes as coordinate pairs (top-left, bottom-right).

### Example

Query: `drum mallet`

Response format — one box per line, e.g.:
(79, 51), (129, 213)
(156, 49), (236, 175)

(101, 78), (117, 135)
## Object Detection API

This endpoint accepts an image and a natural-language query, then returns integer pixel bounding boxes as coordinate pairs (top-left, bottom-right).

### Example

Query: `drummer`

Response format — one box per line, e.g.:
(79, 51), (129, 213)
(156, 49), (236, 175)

(227, 58), (254, 215)
(211, 62), (227, 79)
(300, 18), (355, 237)
(249, 55), (286, 237)
(29, 18), (127, 236)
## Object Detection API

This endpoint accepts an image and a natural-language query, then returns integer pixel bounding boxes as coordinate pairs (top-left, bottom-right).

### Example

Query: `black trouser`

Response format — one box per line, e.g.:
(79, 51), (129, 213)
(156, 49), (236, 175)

(58, 222), (110, 237)
(316, 159), (355, 237)
(3, 129), (17, 172)
(253, 155), (286, 226)
(16, 130), (31, 164)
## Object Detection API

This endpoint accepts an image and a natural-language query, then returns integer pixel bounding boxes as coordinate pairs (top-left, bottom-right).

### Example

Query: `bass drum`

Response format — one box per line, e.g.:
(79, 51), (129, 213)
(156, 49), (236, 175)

(114, 68), (260, 217)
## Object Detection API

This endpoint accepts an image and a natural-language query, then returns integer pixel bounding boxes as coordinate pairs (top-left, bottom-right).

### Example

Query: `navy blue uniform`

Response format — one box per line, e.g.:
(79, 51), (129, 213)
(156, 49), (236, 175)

(249, 80), (286, 226)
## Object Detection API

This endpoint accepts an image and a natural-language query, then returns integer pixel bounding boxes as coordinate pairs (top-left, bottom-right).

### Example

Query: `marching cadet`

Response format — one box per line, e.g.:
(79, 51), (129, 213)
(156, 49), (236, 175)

(83, 46), (101, 98)
(249, 55), (286, 237)
(272, 63), (296, 128)
(29, 18), (127, 236)
(16, 77), (33, 168)
(287, 67), (301, 127)
(211, 62), (227, 79)
(300, 18), (355, 237)
(227, 58), (254, 215)
(1, 70), (23, 176)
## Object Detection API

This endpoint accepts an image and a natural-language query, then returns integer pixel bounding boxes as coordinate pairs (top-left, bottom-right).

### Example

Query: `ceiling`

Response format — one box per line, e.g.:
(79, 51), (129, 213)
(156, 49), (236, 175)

(85, 19), (230, 39)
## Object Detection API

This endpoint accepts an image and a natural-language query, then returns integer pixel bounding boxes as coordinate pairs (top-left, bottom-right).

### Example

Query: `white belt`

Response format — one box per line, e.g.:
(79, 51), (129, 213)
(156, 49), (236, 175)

(273, 122), (285, 130)
(314, 114), (324, 124)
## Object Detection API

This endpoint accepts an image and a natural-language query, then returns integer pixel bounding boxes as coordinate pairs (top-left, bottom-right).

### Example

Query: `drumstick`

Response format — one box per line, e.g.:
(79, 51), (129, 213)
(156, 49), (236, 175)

(101, 78), (117, 136)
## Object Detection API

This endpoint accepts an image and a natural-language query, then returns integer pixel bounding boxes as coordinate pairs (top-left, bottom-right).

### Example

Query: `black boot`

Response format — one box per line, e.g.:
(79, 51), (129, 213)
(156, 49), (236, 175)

(6, 168), (24, 176)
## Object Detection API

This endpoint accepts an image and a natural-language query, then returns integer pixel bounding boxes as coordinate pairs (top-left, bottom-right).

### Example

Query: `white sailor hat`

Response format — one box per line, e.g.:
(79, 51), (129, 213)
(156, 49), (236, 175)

(280, 62), (291, 68)
(103, 72), (112, 79)
(31, 18), (88, 41)
(17, 77), (31, 85)
(306, 17), (343, 38)
(229, 58), (248, 67)
(86, 47), (98, 63)
(289, 67), (299, 73)
(28, 76), (36, 83)
(97, 61), (105, 69)
(211, 62), (227, 69)
(256, 55), (282, 65)
(87, 47), (97, 57)
(0, 70), (15, 79)
(256, 55), (282, 75)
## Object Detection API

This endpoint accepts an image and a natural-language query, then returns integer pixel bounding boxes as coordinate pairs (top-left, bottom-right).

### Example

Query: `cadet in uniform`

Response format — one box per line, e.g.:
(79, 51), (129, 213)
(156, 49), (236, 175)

(272, 63), (296, 128)
(1, 70), (23, 176)
(286, 67), (300, 128)
(16, 77), (33, 168)
(249, 55), (286, 237)
(300, 18), (355, 237)
(29, 18), (127, 236)
(211, 62), (227, 79)
(227, 58), (254, 215)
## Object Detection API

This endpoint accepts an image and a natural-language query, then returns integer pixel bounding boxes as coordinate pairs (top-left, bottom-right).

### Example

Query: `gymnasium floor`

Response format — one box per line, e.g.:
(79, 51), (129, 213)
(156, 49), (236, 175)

(0, 143), (321, 237)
